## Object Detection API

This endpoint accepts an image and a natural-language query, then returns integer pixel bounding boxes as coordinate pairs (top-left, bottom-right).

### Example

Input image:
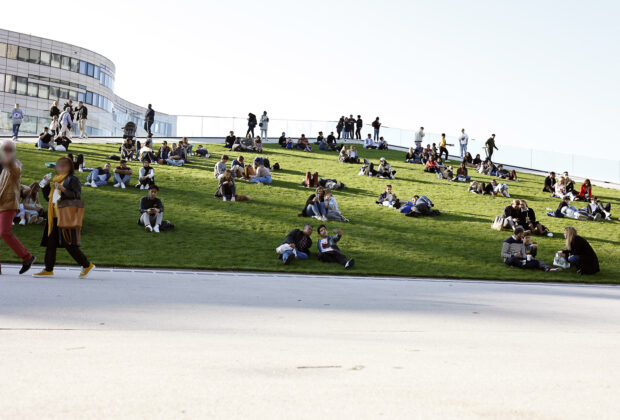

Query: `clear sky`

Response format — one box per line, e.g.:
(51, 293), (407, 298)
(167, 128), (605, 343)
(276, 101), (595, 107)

(2, 0), (619, 158)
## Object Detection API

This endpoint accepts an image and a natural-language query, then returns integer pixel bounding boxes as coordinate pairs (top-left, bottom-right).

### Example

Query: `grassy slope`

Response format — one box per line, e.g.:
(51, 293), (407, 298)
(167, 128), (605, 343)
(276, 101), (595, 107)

(11, 142), (620, 283)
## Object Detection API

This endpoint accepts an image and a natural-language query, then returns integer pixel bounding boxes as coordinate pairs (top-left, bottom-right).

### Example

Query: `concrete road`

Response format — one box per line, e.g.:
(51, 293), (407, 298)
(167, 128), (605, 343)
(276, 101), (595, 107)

(0, 266), (619, 419)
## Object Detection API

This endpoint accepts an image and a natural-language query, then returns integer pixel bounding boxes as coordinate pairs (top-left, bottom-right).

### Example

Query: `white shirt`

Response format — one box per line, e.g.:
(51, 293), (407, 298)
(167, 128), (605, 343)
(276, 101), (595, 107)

(415, 130), (425, 142)
(459, 132), (469, 145)
(260, 115), (269, 130)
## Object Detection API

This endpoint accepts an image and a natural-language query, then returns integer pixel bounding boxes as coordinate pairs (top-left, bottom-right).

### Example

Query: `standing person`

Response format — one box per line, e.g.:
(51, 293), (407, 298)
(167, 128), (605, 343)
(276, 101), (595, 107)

(59, 107), (73, 139)
(438, 133), (449, 161)
(49, 100), (61, 120)
(316, 226), (355, 268)
(372, 117), (381, 141)
(0, 140), (36, 274)
(458, 128), (469, 158)
(415, 127), (425, 148)
(144, 104), (155, 136)
(485, 134), (498, 160)
(246, 113), (257, 138)
(355, 115), (363, 139)
(10, 104), (24, 140)
(336, 116), (345, 140)
(33, 156), (95, 278)
(260, 111), (269, 141)
(346, 115), (355, 140)
(75, 101), (89, 139)
(559, 227), (600, 275)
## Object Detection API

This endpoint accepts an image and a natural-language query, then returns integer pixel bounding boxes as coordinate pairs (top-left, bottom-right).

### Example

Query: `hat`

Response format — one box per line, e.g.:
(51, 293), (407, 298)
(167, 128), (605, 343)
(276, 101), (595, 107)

(380, 157), (386, 161)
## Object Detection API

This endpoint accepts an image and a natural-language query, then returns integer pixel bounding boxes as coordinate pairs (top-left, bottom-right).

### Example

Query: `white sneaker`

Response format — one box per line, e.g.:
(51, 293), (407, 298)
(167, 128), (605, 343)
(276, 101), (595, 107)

(84, 182), (91, 187)
(79, 168), (83, 172)
(121, 183), (126, 189)
(113, 183), (120, 188)
(231, 197), (236, 202)
(223, 197), (227, 201)
(91, 183), (98, 188)
(37, 147), (42, 150)
(153, 225), (160, 233)
(19, 219), (26, 226)
(145, 225), (153, 233)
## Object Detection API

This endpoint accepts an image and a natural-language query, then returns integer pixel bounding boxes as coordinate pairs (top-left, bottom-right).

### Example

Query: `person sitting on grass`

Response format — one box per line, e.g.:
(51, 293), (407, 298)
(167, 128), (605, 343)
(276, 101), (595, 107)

(250, 163), (272, 184)
(230, 155), (245, 178)
(542, 171), (556, 192)
(377, 184), (400, 208)
(319, 135), (329, 151)
(326, 132), (338, 149)
(455, 163), (471, 182)
(195, 144), (210, 158)
(551, 177), (570, 199)
(424, 156), (439, 173)
(176, 140), (191, 164)
(85, 163), (112, 188)
(254, 136), (263, 153)
(54, 134), (72, 151)
(165, 143), (185, 166)
(338, 147), (350, 163)
(405, 147), (416, 163)
(468, 180), (494, 195)
(316, 226), (354, 269)
(67, 153), (85, 173)
(181, 137), (194, 156)
(296, 134), (311, 152)
(215, 170), (236, 201)
(300, 187), (327, 220)
(462, 152), (473, 166)
(573, 179), (592, 201)
(278, 132), (287, 148)
(500, 199), (522, 230)
(113, 160), (133, 189)
(348, 146), (360, 164)
(136, 160), (155, 190)
(121, 137), (136, 161)
(472, 153), (482, 166)
(377, 158), (396, 179)
(214, 155), (228, 178)
(37, 127), (54, 150)
(585, 196), (612, 221)
(364, 134), (377, 149)
(558, 226), (599, 275)
(520, 199), (548, 235)
(16, 183), (45, 225)
(324, 189), (349, 222)
(277, 224), (313, 265)
(139, 185), (164, 233)
(225, 131), (236, 149)
(377, 136), (388, 150)
(139, 139), (157, 163)
(501, 226), (555, 271)
(560, 171), (575, 193)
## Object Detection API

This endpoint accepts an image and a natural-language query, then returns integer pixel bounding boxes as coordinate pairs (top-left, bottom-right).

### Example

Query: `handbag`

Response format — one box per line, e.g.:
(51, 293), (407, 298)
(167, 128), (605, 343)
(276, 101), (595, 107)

(491, 216), (505, 231)
(57, 200), (85, 229)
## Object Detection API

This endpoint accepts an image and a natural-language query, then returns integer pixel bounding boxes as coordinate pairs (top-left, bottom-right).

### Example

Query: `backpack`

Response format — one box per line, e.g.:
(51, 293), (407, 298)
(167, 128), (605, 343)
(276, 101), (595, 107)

(160, 220), (175, 231)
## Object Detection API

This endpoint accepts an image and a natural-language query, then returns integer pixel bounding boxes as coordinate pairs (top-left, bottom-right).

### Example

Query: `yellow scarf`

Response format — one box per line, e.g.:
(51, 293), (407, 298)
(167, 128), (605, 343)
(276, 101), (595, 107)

(47, 173), (68, 235)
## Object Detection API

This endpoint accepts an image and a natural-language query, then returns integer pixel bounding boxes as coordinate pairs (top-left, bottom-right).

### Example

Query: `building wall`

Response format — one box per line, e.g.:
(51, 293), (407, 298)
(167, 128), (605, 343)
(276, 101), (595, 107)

(0, 29), (176, 137)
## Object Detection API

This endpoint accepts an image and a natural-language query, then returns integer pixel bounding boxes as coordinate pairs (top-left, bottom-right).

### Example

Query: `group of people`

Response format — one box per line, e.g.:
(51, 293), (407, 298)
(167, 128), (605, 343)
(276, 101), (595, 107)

(543, 172), (613, 221)
(276, 224), (354, 269)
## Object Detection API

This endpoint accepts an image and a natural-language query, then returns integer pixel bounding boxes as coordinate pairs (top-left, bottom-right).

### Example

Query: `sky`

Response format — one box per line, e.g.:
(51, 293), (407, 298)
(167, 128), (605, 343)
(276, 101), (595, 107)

(2, 0), (619, 158)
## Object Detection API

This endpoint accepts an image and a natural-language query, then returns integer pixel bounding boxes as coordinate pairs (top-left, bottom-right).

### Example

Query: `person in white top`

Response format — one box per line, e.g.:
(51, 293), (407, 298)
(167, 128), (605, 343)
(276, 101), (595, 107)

(260, 111), (269, 141)
(415, 127), (425, 146)
(458, 128), (469, 158)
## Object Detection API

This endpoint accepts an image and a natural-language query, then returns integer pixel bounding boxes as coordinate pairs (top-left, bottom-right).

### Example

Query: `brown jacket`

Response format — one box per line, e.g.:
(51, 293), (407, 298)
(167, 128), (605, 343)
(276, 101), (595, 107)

(0, 161), (22, 212)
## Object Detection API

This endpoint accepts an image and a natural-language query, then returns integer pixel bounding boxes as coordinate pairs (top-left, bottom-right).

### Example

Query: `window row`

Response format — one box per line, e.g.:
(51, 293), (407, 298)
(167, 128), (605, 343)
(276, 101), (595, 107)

(0, 42), (115, 90)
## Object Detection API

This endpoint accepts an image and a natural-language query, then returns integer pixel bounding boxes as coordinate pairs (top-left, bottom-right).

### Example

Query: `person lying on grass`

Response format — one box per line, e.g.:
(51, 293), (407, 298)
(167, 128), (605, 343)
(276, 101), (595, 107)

(491, 179), (510, 197)
(501, 226), (557, 271)
(302, 171), (319, 188)
(377, 184), (400, 208)
(399, 195), (438, 216)
(316, 226), (354, 269)
(324, 189), (349, 222)
(468, 180), (494, 195)
(300, 186), (327, 221)
(85, 163), (111, 188)
(214, 170), (251, 202)
(277, 224), (313, 265)
(139, 185), (164, 233)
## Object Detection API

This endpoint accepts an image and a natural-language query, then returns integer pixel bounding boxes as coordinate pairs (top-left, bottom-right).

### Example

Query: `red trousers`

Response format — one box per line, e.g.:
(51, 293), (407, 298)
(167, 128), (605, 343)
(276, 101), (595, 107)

(0, 210), (32, 263)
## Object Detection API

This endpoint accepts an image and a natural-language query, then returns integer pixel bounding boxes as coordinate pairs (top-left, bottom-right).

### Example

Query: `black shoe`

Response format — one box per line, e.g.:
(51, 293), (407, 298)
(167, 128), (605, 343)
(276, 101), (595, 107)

(20, 256), (36, 275)
(345, 259), (355, 269)
(283, 254), (293, 265)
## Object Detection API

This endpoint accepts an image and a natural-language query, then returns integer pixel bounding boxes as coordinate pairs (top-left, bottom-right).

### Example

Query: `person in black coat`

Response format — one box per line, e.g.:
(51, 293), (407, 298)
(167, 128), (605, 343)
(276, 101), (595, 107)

(246, 113), (257, 138)
(33, 156), (95, 278)
(278, 225), (313, 265)
(560, 226), (599, 275)
(49, 101), (61, 119)
(144, 104), (155, 135)
(543, 172), (556, 193)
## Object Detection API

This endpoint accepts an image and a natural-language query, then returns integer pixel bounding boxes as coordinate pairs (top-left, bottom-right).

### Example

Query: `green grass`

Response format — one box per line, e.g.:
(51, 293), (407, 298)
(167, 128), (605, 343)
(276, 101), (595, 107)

(10, 142), (620, 283)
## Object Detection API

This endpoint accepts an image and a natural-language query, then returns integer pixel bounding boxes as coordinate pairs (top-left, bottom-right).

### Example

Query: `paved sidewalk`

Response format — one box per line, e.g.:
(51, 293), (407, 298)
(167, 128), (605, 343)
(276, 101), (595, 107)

(1, 266), (619, 419)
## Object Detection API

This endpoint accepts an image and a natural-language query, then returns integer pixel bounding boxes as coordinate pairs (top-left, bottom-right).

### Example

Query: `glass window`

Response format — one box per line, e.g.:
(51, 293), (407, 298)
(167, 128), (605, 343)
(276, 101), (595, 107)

(70, 58), (79, 72)
(16, 76), (27, 95)
(59, 88), (69, 99)
(7, 44), (18, 59)
(0, 74), (4, 92)
(79, 61), (87, 74)
(69, 90), (78, 101)
(17, 46), (29, 61)
(51, 53), (61, 68)
(38, 84), (49, 99)
(77, 92), (85, 102)
(40, 51), (51, 66)
(49, 86), (60, 99)
(61, 56), (70, 70)
(87, 63), (94, 77)
(49, 78), (60, 84)
(78, 84), (86, 90)
(27, 82), (38, 97)
(0, 42), (6, 58)
(94, 66), (100, 79)
(85, 91), (93, 104)
(28, 48), (40, 64)
(5, 75), (16, 93)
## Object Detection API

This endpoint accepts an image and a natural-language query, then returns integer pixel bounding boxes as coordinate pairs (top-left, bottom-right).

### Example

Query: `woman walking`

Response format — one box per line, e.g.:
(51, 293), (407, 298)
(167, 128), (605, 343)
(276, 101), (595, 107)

(33, 156), (95, 278)
(0, 140), (36, 275)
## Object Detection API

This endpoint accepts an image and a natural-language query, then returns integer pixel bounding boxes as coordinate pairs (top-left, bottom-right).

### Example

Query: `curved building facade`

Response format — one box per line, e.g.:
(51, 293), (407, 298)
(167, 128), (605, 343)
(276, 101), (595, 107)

(0, 28), (176, 137)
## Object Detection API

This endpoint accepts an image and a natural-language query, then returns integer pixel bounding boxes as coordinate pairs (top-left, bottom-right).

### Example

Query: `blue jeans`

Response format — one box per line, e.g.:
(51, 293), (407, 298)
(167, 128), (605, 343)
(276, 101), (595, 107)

(166, 158), (184, 166)
(114, 173), (131, 184)
(306, 202), (326, 217)
(374, 128), (380, 141)
(282, 250), (308, 263)
(12, 123), (21, 138)
(86, 169), (110, 186)
(319, 143), (328, 151)
(460, 144), (467, 157)
(251, 175), (272, 184)
(38, 140), (51, 148)
(568, 255), (581, 268)
(505, 256), (539, 269)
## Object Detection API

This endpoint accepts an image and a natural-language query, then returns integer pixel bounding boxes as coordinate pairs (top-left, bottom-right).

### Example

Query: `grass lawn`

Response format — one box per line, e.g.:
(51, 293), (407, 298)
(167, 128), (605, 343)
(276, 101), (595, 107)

(10, 142), (620, 283)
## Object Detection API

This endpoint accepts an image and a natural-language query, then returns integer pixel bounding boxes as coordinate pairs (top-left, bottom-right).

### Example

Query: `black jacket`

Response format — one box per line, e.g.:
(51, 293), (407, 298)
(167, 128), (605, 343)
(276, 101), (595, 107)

(282, 229), (312, 254)
(564, 235), (600, 274)
(501, 205), (520, 221)
(301, 194), (323, 216)
(543, 176), (556, 192)
(42, 175), (81, 202)
(145, 108), (155, 122)
(50, 105), (60, 118)
(75, 105), (88, 120)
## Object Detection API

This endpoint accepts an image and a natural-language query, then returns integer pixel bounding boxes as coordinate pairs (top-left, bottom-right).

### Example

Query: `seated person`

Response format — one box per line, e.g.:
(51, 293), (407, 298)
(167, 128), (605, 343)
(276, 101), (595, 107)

(230, 155), (245, 178)
(468, 180), (493, 195)
(472, 153), (482, 166)
(181, 137), (193, 155)
(254, 136), (263, 153)
(67, 153), (85, 173)
(551, 177), (570, 198)
(85, 163), (112, 188)
(424, 156), (439, 173)
(324, 189), (348, 222)
(55, 135), (72, 151)
(477, 159), (496, 175)
(501, 226), (554, 271)
(561, 171), (575, 193)
(214, 155), (228, 178)
(376, 158), (396, 179)
(500, 199), (522, 229)
(585, 196), (612, 221)
(136, 160), (155, 190)
(300, 187), (327, 220)
(195, 144), (210, 157)
(462, 152), (473, 165)
(276, 224), (313, 265)
(520, 199), (548, 235)
(295, 134), (311, 152)
(176, 140), (191, 164)
(37, 127), (54, 150)
(377, 184), (400, 208)
(377, 136), (388, 150)
(318, 136), (329, 151)
(359, 158), (378, 176)
(302, 171), (319, 188)
(113, 160), (133, 189)
(573, 179), (592, 201)
(364, 134), (377, 149)
(437, 164), (454, 180)
(278, 132), (287, 148)
(121, 138), (136, 160)
(338, 147), (350, 163)
(166, 143), (185, 166)
(543, 171), (557, 192)
(232, 136), (253, 152)
(326, 132), (338, 150)
(558, 226), (599, 275)
(491, 179), (510, 197)
(225, 131), (236, 149)
(138, 185), (164, 233)
(316, 131), (325, 145)
(405, 147), (416, 163)
(139, 140), (158, 163)
(16, 183), (45, 225)
(455, 163), (471, 182)
(250, 164), (272, 184)
(215, 170), (240, 201)
(493, 164), (510, 178)
(316, 226), (354, 268)
(347, 146), (360, 163)
(157, 141), (171, 161)
(400, 195), (438, 216)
